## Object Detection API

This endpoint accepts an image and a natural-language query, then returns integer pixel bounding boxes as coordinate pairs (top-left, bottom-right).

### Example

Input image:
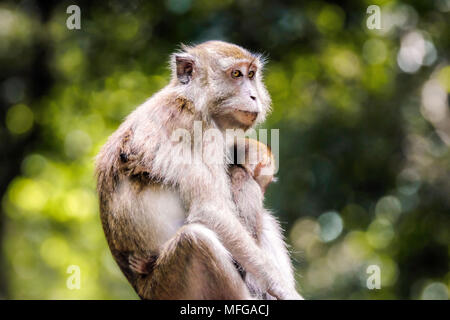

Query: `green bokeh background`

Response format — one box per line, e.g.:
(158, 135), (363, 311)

(0, 0), (449, 299)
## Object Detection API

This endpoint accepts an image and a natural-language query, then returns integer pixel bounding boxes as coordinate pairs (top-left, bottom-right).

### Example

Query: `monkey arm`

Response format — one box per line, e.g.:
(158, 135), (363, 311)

(259, 211), (301, 298)
(242, 214), (300, 300)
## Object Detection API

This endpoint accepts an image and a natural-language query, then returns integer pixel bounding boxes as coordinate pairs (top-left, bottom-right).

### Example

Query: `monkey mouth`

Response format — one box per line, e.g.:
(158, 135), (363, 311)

(213, 109), (258, 130)
(233, 110), (258, 126)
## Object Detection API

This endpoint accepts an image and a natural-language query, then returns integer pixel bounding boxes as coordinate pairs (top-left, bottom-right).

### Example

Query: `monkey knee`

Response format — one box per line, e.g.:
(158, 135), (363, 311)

(178, 224), (231, 260)
(178, 224), (249, 296)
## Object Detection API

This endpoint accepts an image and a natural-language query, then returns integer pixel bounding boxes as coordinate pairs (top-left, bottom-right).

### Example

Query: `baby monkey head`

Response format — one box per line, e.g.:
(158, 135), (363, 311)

(231, 138), (276, 193)
(171, 41), (271, 130)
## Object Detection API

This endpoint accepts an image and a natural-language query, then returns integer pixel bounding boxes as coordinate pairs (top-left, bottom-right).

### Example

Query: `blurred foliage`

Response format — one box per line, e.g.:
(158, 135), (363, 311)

(0, 0), (449, 299)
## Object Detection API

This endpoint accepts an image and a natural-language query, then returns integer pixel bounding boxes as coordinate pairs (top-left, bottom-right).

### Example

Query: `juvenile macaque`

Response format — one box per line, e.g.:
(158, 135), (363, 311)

(96, 41), (301, 299)
(228, 138), (297, 299)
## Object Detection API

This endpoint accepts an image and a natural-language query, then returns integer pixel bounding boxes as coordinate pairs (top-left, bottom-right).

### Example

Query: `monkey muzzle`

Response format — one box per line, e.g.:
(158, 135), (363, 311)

(213, 109), (259, 130)
(234, 110), (258, 127)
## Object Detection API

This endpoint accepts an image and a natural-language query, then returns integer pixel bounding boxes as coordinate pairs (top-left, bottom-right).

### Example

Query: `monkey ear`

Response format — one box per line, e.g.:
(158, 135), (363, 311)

(175, 55), (194, 84)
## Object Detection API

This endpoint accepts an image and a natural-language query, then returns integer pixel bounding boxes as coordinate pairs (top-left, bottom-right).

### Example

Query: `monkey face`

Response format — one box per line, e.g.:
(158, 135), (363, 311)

(172, 41), (272, 130)
(211, 61), (265, 130)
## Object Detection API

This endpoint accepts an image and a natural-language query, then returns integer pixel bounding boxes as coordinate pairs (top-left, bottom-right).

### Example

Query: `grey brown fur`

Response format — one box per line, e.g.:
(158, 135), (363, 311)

(95, 41), (301, 300)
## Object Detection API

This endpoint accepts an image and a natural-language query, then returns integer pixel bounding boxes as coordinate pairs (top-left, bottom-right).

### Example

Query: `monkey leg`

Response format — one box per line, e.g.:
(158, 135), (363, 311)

(135, 223), (253, 300)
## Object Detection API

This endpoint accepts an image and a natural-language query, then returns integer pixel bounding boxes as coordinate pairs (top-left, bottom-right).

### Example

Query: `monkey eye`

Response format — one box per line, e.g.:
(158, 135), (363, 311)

(248, 70), (255, 79)
(231, 70), (243, 78)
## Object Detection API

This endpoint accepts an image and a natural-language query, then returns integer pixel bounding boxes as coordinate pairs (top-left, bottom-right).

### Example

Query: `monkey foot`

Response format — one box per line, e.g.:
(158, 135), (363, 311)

(129, 254), (157, 275)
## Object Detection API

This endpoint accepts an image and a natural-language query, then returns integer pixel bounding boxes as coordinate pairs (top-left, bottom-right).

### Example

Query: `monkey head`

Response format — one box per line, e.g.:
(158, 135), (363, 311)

(170, 41), (271, 130)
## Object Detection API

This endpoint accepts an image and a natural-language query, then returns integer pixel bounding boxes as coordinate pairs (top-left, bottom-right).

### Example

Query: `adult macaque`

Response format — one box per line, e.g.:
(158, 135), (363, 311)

(96, 41), (301, 299)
